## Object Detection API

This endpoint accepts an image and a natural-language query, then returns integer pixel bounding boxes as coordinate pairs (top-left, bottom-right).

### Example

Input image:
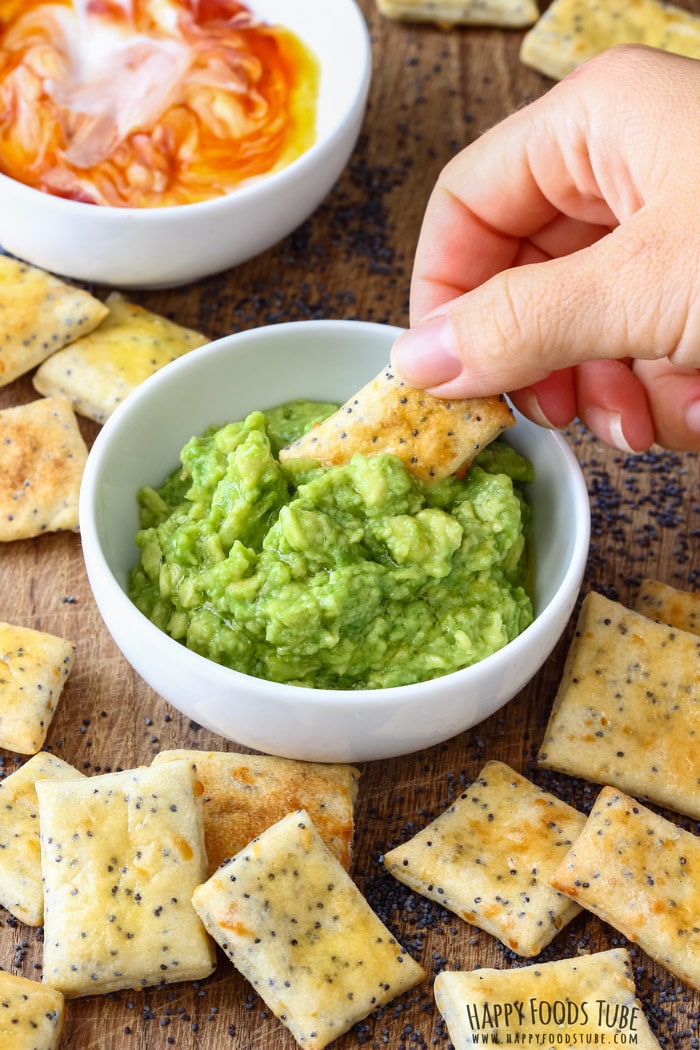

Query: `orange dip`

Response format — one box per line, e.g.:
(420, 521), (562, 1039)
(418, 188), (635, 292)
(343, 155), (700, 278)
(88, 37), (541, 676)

(0, 0), (319, 207)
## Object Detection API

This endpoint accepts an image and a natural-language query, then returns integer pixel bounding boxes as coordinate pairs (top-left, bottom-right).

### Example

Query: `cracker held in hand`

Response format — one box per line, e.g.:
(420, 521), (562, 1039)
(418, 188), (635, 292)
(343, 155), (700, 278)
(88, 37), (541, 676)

(434, 948), (661, 1050)
(383, 760), (585, 956)
(0, 971), (65, 1050)
(520, 0), (700, 81)
(376, 0), (538, 28)
(192, 810), (426, 1050)
(0, 255), (107, 387)
(0, 753), (84, 926)
(0, 620), (75, 754)
(37, 760), (215, 998)
(550, 786), (700, 992)
(279, 365), (514, 482)
(538, 590), (700, 820)
(33, 291), (208, 424)
(0, 396), (88, 541)
(152, 749), (359, 875)
(634, 577), (700, 637)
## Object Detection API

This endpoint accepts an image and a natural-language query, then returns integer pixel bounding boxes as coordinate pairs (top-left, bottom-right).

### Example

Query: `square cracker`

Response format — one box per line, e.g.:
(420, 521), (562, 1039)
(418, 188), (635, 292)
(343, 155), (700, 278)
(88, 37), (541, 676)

(634, 578), (700, 637)
(37, 760), (216, 998)
(33, 291), (208, 424)
(279, 364), (514, 482)
(434, 948), (660, 1050)
(375, 0), (538, 28)
(151, 749), (359, 875)
(0, 970), (65, 1050)
(383, 760), (585, 957)
(0, 620), (75, 755)
(550, 786), (700, 992)
(0, 255), (108, 387)
(520, 0), (700, 81)
(0, 396), (88, 541)
(192, 810), (426, 1050)
(537, 590), (700, 820)
(0, 753), (84, 925)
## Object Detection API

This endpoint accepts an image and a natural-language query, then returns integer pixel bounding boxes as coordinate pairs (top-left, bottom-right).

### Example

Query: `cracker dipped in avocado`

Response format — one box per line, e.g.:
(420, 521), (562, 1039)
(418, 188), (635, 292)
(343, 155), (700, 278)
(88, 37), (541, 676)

(279, 365), (515, 481)
(128, 375), (533, 690)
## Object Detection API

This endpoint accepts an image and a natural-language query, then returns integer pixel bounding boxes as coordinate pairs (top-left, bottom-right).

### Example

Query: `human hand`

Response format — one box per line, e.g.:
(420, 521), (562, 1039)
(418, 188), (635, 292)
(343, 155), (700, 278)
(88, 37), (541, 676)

(390, 45), (700, 452)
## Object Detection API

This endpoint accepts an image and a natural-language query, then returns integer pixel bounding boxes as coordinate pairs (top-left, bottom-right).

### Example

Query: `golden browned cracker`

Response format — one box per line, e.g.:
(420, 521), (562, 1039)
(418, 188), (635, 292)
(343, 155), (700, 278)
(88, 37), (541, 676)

(192, 810), (426, 1050)
(0, 255), (107, 386)
(33, 291), (208, 424)
(435, 948), (661, 1049)
(383, 760), (585, 956)
(376, 0), (538, 27)
(520, 0), (700, 81)
(152, 748), (359, 874)
(550, 786), (700, 992)
(279, 364), (514, 482)
(0, 397), (88, 541)
(634, 578), (700, 636)
(0, 970), (65, 1050)
(0, 753), (84, 925)
(37, 760), (215, 997)
(538, 590), (700, 820)
(0, 620), (75, 754)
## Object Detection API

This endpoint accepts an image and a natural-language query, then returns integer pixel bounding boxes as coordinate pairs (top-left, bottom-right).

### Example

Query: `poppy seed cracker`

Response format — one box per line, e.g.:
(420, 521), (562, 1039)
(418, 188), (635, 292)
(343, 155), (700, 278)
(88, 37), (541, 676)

(191, 810), (426, 1050)
(435, 949), (661, 1050)
(0, 396), (88, 541)
(0, 620), (75, 755)
(634, 578), (700, 637)
(375, 0), (538, 28)
(37, 760), (216, 998)
(383, 760), (585, 957)
(520, 0), (700, 81)
(0, 255), (108, 387)
(0, 753), (84, 925)
(152, 748), (360, 875)
(550, 786), (700, 992)
(538, 590), (700, 820)
(33, 291), (208, 424)
(279, 365), (514, 482)
(0, 970), (65, 1050)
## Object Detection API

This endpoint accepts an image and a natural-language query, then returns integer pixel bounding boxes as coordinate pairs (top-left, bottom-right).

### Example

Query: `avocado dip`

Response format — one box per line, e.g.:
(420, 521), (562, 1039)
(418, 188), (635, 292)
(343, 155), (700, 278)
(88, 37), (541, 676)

(128, 399), (534, 690)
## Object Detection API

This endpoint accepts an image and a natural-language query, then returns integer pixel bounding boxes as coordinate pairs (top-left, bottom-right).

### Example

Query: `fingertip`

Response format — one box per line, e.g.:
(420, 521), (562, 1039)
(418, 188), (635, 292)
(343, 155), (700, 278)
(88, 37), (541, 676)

(687, 399), (700, 435)
(580, 406), (651, 453)
(633, 359), (700, 452)
(509, 389), (560, 429)
(510, 371), (578, 429)
(574, 360), (655, 452)
(391, 316), (463, 389)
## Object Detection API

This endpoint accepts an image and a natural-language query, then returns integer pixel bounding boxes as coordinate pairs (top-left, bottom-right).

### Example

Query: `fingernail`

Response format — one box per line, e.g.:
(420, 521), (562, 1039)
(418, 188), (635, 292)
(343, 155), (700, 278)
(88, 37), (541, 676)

(687, 399), (700, 433)
(585, 407), (636, 453)
(391, 315), (462, 388)
(519, 389), (557, 429)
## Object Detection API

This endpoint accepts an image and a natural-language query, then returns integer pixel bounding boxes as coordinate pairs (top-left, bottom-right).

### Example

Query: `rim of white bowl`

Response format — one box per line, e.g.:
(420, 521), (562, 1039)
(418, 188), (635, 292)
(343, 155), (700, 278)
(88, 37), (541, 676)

(80, 319), (591, 708)
(0, 0), (371, 219)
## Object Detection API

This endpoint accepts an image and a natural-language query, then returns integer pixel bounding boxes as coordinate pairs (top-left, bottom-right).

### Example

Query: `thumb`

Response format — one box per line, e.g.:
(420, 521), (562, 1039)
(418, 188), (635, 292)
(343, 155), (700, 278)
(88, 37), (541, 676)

(391, 210), (697, 398)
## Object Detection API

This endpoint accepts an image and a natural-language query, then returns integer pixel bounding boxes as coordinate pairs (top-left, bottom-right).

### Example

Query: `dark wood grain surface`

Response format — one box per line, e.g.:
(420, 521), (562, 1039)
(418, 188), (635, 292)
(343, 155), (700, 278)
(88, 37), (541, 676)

(2, 2), (700, 1047)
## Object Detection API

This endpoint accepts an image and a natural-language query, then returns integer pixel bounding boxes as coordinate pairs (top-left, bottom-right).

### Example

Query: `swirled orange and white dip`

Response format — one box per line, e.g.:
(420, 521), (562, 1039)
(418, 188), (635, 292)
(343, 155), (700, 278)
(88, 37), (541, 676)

(0, 0), (319, 207)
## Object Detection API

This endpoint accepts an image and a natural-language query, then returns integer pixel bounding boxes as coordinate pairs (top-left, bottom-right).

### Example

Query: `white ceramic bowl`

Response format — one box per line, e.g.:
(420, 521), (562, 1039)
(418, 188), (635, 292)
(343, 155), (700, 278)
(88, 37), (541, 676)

(0, 0), (371, 290)
(79, 320), (591, 763)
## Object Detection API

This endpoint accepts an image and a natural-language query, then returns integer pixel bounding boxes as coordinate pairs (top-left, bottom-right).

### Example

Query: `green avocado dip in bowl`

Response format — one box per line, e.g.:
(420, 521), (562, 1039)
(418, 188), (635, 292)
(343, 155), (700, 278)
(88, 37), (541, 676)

(79, 320), (590, 762)
(128, 401), (534, 690)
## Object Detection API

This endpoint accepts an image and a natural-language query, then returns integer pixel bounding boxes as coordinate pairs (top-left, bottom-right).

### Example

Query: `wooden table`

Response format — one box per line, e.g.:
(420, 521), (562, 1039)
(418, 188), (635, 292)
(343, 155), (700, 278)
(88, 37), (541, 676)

(3, 3), (700, 1047)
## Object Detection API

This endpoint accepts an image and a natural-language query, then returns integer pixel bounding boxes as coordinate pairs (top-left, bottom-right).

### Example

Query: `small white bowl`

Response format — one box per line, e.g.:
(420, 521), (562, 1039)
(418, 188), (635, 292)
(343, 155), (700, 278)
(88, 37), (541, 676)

(79, 320), (591, 763)
(0, 0), (371, 289)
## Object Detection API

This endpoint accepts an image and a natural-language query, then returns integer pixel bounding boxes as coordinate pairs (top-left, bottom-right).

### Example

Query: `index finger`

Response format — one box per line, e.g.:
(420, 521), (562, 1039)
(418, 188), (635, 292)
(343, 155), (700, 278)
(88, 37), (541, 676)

(409, 81), (619, 324)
